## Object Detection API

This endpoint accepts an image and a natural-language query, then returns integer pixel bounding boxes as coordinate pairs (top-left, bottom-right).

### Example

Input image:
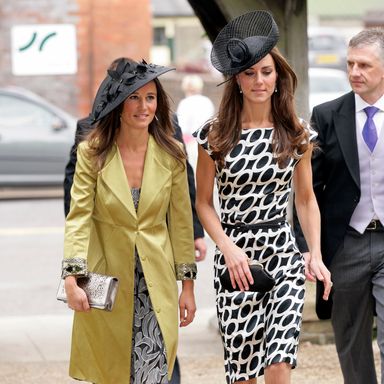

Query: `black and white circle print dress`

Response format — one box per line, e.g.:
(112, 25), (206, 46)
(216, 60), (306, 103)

(193, 124), (316, 384)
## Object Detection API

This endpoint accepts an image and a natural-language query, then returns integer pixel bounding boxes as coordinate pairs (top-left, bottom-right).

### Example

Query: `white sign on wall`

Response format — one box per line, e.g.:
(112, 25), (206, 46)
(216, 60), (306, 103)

(11, 24), (77, 76)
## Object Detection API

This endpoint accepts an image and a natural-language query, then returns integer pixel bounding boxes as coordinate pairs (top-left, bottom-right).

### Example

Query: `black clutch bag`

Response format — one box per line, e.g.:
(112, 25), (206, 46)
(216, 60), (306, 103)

(57, 272), (119, 311)
(315, 279), (333, 320)
(220, 260), (275, 293)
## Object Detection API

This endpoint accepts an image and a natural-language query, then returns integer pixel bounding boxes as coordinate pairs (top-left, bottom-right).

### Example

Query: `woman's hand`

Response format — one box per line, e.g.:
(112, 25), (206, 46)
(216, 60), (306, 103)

(179, 280), (196, 327)
(222, 242), (254, 291)
(306, 251), (333, 301)
(303, 251), (316, 282)
(64, 275), (91, 312)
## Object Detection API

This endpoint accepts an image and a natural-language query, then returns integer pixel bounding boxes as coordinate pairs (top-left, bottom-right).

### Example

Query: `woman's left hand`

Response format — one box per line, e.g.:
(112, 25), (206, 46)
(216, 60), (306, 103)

(307, 251), (332, 301)
(179, 281), (196, 327)
(303, 252), (316, 282)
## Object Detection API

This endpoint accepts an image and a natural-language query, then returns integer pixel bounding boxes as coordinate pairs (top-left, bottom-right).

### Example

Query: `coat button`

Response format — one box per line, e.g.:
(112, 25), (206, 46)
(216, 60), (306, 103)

(141, 256), (146, 261)
(148, 282), (153, 287)
(156, 308), (161, 313)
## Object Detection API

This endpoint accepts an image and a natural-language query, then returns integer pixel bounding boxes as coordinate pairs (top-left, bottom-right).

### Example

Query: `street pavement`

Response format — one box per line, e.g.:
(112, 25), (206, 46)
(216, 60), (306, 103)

(0, 196), (224, 383)
(0, 195), (380, 383)
(0, 308), (223, 383)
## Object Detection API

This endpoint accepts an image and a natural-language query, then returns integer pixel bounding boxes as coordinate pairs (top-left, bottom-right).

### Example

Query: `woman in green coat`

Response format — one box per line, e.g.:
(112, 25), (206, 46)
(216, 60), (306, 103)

(62, 58), (197, 384)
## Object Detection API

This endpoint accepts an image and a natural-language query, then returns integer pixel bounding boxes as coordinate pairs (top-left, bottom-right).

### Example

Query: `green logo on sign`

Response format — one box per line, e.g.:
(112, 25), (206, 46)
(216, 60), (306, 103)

(19, 32), (57, 52)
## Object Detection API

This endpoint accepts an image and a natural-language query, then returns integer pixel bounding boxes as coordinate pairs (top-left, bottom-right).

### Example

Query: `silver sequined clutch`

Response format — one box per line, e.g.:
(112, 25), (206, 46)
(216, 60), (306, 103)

(56, 272), (119, 311)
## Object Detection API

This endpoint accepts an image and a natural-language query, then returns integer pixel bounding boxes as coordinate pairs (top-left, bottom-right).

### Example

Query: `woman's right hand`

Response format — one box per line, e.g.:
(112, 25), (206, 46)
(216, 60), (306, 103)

(222, 242), (254, 291)
(64, 276), (91, 312)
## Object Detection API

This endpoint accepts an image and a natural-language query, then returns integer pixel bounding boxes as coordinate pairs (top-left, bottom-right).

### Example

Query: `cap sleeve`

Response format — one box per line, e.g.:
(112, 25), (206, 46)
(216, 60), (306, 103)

(192, 122), (213, 156)
(300, 118), (318, 144)
(294, 118), (318, 158)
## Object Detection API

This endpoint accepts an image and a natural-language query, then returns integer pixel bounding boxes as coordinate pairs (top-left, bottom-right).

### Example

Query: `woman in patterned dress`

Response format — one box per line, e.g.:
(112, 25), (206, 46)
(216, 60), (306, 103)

(62, 58), (196, 383)
(193, 11), (332, 384)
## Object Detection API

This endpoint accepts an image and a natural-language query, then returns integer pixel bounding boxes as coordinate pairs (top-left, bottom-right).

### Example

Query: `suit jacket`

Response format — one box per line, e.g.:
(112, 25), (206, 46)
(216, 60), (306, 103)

(294, 91), (360, 318)
(63, 115), (204, 239)
(64, 136), (195, 383)
(63, 116), (92, 216)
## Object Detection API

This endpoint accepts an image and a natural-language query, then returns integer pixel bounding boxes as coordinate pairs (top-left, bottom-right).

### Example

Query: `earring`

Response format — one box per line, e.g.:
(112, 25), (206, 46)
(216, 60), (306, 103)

(154, 115), (159, 122)
(274, 87), (278, 93)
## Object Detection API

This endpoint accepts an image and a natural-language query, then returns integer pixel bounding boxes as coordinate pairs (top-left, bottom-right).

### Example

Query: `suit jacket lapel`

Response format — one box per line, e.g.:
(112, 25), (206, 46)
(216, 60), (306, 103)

(138, 135), (171, 217)
(333, 92), (360, 188)
(99, 144), (137, 219)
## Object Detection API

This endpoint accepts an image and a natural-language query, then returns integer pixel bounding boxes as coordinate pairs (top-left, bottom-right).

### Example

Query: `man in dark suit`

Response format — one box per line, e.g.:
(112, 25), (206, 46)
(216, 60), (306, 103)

(294, 29), (384, 383)
(63, 114), (207, 384)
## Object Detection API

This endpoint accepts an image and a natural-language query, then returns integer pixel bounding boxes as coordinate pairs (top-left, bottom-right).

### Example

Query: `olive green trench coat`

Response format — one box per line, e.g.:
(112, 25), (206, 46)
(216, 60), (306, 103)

(63, 135), (196, 383)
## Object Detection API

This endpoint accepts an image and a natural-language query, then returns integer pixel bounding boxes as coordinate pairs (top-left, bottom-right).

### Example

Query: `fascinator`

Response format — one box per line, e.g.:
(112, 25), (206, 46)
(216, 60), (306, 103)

(211, 10), (279, 76)
(90, 58), (174, 123)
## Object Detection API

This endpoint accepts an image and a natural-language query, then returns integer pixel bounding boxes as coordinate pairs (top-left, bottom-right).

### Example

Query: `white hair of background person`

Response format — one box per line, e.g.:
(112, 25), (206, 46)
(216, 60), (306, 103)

(177, 74), (215, 136)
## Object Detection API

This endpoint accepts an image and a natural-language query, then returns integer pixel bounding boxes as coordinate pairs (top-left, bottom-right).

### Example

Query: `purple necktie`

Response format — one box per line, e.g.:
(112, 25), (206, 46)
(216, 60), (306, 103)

(363, 106), (379, 152)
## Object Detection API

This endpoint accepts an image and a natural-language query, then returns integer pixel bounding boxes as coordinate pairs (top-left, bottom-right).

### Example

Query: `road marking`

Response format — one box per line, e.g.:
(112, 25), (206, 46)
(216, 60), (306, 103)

(0, 227), (63, 236)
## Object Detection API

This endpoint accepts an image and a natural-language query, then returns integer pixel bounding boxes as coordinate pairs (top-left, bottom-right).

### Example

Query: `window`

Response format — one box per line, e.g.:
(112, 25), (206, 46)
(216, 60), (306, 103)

(153, 27), (167, 45)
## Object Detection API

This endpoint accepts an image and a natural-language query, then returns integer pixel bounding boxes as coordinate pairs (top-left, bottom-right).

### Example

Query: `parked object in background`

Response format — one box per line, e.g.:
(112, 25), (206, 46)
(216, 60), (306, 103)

(308, 28), (347, 71)
(309, 67), (350, 111)
(0, 87), (76, 186)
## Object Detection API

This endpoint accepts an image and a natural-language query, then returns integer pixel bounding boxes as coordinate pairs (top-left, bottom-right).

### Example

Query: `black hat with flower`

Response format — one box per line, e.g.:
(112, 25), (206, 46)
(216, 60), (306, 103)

(90, 58), (174, 123)
(211, 10), (279, 76)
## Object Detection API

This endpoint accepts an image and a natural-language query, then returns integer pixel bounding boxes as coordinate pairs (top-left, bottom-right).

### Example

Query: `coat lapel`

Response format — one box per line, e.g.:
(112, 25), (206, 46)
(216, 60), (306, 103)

(99, 136), (171, 220)
(333, 92), (360, 188)
(137, 135), (171, 217)
(99, 144), (137, 219)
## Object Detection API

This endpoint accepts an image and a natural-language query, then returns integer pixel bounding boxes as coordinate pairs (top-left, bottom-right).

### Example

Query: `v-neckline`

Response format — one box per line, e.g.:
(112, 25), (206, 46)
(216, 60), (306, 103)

(115, 141), (147, 190)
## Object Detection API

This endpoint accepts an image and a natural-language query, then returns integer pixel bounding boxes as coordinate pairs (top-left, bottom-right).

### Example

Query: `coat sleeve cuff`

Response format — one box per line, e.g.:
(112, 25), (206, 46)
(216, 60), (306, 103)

(61, 258), (88, 278)
(175, 263), (197, 280)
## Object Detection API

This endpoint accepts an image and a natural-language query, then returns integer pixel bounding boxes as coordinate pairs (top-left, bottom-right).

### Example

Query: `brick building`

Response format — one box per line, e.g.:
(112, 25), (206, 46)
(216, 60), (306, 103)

(0, 0), (152, 118)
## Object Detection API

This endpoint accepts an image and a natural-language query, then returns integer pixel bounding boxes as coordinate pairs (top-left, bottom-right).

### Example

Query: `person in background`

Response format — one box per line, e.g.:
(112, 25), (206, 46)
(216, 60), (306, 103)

(294, 28), (384, 384)
(61, 57), (197, 383)
(193, 11), (331, 384)
(176, 74), (215, 142)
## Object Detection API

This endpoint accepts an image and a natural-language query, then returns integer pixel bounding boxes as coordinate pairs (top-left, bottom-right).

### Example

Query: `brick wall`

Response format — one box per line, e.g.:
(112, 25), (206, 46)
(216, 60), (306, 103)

(76, 0), (152, 117)
(0, 0), (80, 116)
(0, 0), (152, 118)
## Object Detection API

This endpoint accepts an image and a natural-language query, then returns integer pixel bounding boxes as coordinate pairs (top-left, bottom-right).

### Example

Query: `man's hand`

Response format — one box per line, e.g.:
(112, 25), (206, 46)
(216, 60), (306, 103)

(194, 237), (207, 262)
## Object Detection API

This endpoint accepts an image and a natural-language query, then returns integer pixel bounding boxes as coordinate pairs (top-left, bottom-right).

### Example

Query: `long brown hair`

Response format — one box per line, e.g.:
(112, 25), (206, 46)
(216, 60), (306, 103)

(87, 77), (186, 170)
(208, 47), (309, 168)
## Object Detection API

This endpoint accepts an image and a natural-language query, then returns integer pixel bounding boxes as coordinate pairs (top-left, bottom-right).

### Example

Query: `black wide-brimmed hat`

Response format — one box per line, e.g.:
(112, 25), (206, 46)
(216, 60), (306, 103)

(211, 10), (279, 76)
(90, 59), (174, 123)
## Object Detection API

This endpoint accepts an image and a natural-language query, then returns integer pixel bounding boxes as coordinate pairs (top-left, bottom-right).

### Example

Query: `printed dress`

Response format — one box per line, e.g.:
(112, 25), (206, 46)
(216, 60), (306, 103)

(193, 125), (316, 383)
(130, 188), (168, 384)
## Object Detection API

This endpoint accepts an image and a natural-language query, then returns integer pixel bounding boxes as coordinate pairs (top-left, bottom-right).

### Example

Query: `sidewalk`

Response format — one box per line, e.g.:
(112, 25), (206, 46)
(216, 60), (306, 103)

(1, 198), (380, 383)
(0, 305), (381, 383)
(0, 308), (223, 384)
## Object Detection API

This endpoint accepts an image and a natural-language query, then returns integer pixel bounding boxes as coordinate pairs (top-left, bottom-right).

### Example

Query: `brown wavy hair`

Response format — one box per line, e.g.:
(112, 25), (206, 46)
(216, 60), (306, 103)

(208, 47), (309, 168)
(87, 77), (186, 171)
